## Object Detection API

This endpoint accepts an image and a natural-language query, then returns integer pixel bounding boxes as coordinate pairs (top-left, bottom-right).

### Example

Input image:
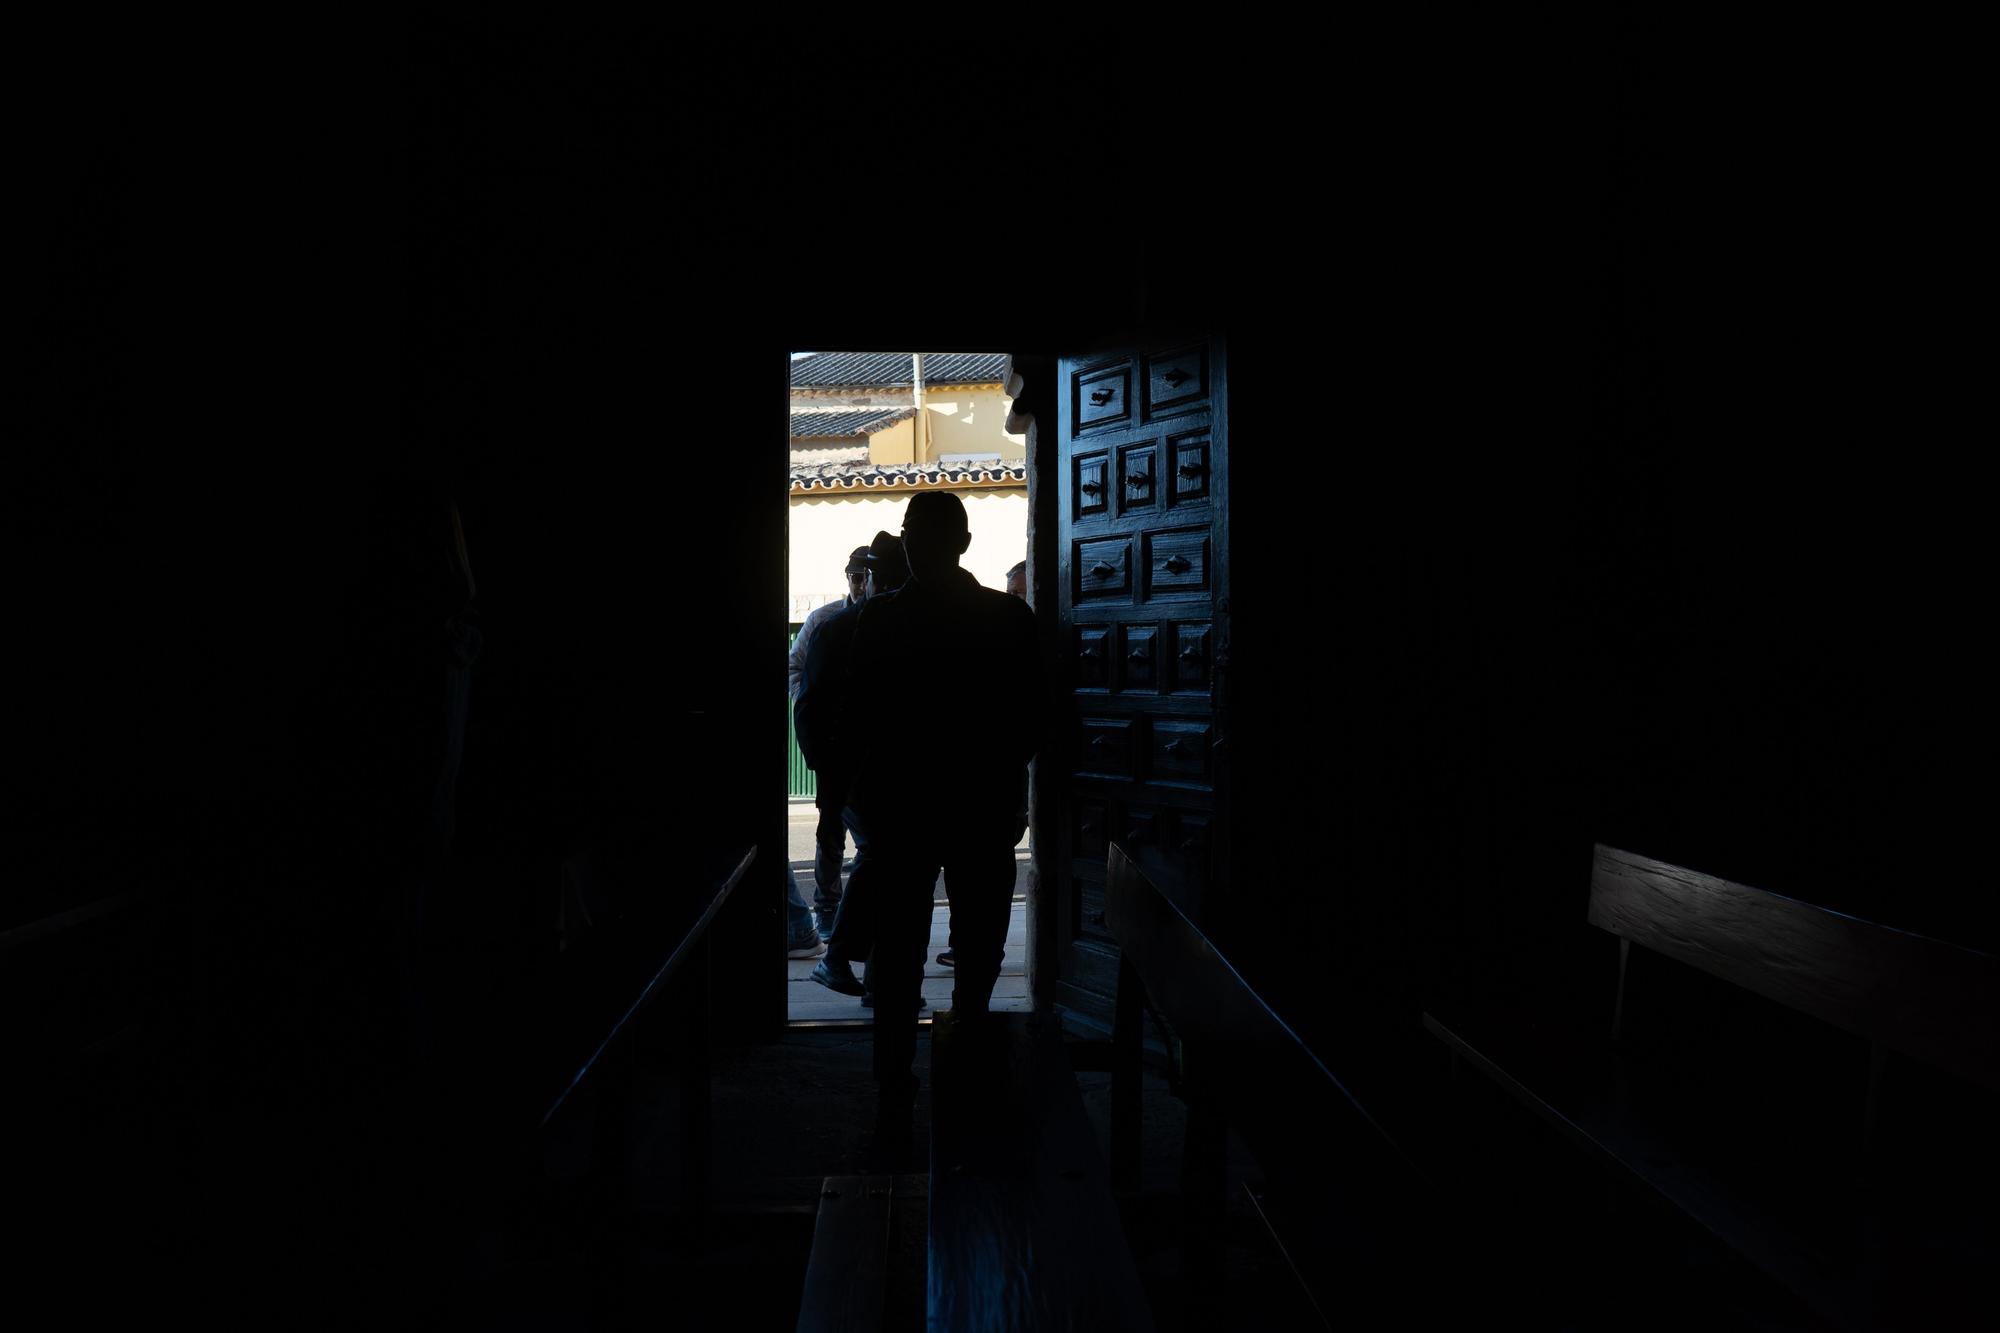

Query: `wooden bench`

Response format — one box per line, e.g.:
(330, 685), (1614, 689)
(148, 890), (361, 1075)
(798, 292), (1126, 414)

(795, 1174), (895, 1333)
(927, 1007), (1155, 1333)
(396, 843), (758, 1320)
(1423, 843), (2000, 1332)
(1105, 843), (1442, 1330)
(3, 883), (196, 1303)
(529, 843), (756, 1213)
(1, 884), (192, 1122)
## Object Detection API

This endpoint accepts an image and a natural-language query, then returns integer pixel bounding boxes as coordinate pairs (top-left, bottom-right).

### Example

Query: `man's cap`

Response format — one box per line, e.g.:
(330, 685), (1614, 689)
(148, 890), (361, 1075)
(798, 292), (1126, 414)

(902, 490), (969, 534)
(845, 546), (872, 575)
(861, 530), (905, 567)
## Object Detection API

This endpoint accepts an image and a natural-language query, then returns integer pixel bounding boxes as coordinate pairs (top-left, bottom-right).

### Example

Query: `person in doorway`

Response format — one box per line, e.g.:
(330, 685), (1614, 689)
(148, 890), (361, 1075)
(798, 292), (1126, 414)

(843, 492), (1048, 1114)
(935, 555), (1031, 971)
(786, 866), (825, 959)
(790, 545), (871, 938)
(795, 531), (915, 1006)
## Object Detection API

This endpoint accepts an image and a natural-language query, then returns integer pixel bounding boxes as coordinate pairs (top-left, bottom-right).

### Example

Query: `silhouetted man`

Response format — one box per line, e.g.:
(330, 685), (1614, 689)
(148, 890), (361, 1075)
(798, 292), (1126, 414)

(790, 546), (869, 699)
(790, 545), (871, 936)
(794, 530), (911, 1000)
(843, 492), (1047, 1110)
(934, 552), (1029, 969)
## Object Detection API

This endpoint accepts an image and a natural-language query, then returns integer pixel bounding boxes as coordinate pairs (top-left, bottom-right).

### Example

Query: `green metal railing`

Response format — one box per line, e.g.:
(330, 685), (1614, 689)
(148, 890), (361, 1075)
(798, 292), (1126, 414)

(788, 698), (816, 799)
(787, 627), (816, 800)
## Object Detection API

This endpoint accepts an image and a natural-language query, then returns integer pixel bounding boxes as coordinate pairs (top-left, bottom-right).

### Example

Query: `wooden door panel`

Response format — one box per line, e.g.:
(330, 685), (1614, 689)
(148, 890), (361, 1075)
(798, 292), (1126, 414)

(1073, 537), (1132, 603)
(1055, 338), (1228, 1032)
(1116, 442), (1159, 516)
(1075, 625), (1113, 691)
(1076, 717), (1137, 781)
(1141, 529), (1210, 599)
(1073, 361), (1133, 433)
(1117, 624), (1160, 694)
(1075, 799), (1110, 864)
(1074, 452), (1111, 520)
(1167, 429), (1212, 506)
(1169, 621), (1211, 693)
(1142, 345), (1209, 421)
(1147, 719), (1213, 789)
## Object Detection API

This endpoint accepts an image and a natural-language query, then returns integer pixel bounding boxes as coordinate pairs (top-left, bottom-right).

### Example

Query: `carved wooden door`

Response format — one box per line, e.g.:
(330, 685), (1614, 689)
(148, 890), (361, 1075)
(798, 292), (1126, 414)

(1053, 338), (1229, 1030)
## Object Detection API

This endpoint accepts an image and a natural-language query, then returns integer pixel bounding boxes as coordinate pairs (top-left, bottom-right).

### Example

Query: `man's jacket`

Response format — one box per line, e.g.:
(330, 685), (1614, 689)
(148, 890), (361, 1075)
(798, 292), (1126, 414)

(788, 595), (854, 701)
(841, 568), (1047, 840)
(793, 597), (867, 811)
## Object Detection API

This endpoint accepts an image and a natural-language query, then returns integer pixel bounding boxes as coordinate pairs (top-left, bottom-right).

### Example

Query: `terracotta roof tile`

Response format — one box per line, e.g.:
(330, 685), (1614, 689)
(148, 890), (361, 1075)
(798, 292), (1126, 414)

(789, 351), (1008, 390)
(789, 459), (1027, 493)
(789, 408), (918, 438)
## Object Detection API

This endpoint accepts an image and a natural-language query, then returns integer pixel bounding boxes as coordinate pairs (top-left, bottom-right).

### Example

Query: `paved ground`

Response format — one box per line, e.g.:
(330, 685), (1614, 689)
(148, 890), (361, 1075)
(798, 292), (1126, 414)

(786, 799), (1032, 1024)
(787, 900), (1030, 1023)
(788, 810), (1030, 1024)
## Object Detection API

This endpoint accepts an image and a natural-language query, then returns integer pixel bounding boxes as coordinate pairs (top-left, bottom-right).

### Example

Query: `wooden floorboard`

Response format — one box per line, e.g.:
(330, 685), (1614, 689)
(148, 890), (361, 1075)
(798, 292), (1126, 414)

(796, 1175), (893, 1333)
(929, 1011), (1155, 1332)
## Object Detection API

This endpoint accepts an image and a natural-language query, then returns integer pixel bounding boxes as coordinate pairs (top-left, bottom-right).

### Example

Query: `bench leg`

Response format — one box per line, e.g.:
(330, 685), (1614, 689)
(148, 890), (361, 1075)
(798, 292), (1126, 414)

(1111, 953), (1143, 1193)
(1182, 1043), (1226, 1329)
(1611, 937), (1630, 1044)
(1862, 1039), (1889, 1152)
(589, 1008), (638, 1220)
(685, 932), (714, 1227)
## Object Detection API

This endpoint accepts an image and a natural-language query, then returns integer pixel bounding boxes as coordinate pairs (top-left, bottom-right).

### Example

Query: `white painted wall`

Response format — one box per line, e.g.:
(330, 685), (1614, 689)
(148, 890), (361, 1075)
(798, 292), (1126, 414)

(787, 488), (1028, 623)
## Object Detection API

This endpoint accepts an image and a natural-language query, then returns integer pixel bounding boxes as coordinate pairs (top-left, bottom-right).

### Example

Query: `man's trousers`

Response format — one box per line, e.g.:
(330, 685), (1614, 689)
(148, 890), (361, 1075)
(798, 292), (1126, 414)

(868, 826), (1018, 1087)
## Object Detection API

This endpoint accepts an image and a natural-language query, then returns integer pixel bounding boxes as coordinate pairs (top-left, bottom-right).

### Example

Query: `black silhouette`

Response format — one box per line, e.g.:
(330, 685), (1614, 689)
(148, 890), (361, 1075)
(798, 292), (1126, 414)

(795, 529), (910, 999)
(842, 492), (1048, 1106)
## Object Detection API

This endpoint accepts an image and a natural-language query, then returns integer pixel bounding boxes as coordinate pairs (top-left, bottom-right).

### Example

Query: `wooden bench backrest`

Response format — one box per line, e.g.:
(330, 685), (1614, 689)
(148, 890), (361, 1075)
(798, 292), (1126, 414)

(1105, 843), (1416, 1183)
(538, 844), (754, 1128)
(1588, 844), (2000, 1094)
(0, 886), (187, 1068)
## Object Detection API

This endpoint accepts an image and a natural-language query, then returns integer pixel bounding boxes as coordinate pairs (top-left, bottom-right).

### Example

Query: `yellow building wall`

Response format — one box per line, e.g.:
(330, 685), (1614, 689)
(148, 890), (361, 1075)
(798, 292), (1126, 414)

(797, 382), (1023, 467)
(912, 385), (1027, 464)
(788, 487), (1029, 621)
(867, 416), (916, 466)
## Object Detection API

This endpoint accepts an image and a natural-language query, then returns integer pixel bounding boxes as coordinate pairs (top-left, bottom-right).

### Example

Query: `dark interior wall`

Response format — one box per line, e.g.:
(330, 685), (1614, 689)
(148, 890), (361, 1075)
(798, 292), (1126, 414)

(14, 26), (804, 1177)
(15, 26), (817, 1309)
(402, 29), (792, 1009)
(12, 21), (1161, 1105)
(1222, 30), (1989, 1082)
(16, 22), (1984, 1289)
(1219, 43), (1648, 1047)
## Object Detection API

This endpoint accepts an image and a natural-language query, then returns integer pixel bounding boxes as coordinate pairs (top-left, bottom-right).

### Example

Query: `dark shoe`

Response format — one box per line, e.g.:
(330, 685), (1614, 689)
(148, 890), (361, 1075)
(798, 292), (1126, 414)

(787, 938), (826, 960)
(810, 960), (865, 997)
(937, 949), (1003, 968)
